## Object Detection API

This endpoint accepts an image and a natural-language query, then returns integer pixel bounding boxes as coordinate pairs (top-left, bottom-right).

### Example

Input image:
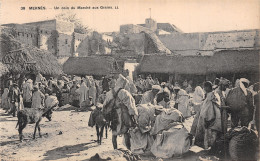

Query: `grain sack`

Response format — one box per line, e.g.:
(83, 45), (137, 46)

(226, 87), (247, 111)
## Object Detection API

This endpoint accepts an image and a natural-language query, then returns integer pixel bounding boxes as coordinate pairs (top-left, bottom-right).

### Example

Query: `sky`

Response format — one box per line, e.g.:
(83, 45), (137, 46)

(0, 0), (259, 33)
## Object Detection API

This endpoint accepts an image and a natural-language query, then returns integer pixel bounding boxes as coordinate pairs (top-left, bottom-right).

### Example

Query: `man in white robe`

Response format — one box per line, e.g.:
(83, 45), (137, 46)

(31, 85), (45, 109)
(88, 76), (97, 105)
(129, 104), (158, 154)
(190, 85), (205, 136)
(194, 81), (222, 150)
(78, 81), (89, 108)
(176, 89), (191, 118)
(103, 74), (138, 150)
(22, 79), (33, 108)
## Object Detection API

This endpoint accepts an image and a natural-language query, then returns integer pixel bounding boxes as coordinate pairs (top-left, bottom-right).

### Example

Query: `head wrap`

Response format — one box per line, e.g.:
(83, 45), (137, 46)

(219, 78), (229, 86)
(96, 103), (103, 109)
(239, 78), (250, 96)
(154, 105), (164, 111)
(240, 78), (250, 84)
(26, 79), (33, 83)
(173, 86), (181, 90)
(13, 83), (18, 87)
(161, 82), (166, 86)
(152, 85), (161, 91)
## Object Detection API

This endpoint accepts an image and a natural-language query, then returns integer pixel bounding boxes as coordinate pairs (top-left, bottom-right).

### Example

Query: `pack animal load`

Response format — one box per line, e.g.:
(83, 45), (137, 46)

(227, 127), (258, 160)
(226, 87), (247, 111)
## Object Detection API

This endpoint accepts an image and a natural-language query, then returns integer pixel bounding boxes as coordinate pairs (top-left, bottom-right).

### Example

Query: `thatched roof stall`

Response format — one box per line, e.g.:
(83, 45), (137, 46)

(208, 49), (259, 73)
(139, 50), (259, 75)
(63, 56), (120, 76)
(2, 47), (63, 75)
(139, 54), (210, 75)
(0, 32), (22, 60)
(0, 62), (9, 77)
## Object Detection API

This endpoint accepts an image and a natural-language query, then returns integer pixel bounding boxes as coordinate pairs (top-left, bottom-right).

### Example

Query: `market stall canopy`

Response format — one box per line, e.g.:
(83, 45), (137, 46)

(2, 47), (63, 75)
(139, 53), (210, 75)
(139, 49), (259, 75)
(63, 56), (120, 76)
(208, 49), (259, 73)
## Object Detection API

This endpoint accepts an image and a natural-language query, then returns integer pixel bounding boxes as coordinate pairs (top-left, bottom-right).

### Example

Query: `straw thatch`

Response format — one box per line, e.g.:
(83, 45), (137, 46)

(139, 49), (259, 75)
(142, 31), (171, 54)
(2, 47), (63, 75)
(208, 50), (259, 73)
(63, 56), (120, 76)
(139, 54), (210, 74)
(0, 62), (9, 77)
(0, 32), (22, 60)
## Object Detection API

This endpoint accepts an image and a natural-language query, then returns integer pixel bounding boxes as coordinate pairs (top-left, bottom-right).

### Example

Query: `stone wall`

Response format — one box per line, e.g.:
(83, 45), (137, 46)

(145, 18), (157, 32)
(24, 20), (56, 31)
(120, 24), (151, 34)
(13, 24), (38, 47)
(38, 29), (57, 55)
(57, 33), (73, 57)
(202, 30), (258, 50)
(158, 29), (259, 54)
(73, 32), (88, 56)
(113, 33), (145, 55)
(76, 40), (89, 56)
(158, 33), (201, 51)
(56, 20), (74, 33)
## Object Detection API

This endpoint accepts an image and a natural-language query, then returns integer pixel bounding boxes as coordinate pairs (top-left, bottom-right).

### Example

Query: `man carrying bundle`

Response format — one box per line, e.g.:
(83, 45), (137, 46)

(226, 78), (254, 128)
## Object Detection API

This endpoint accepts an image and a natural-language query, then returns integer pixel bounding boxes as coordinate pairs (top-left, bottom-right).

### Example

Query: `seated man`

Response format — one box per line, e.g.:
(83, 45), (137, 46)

(150, 108), (191, 158)
(130, 104), (164, 154)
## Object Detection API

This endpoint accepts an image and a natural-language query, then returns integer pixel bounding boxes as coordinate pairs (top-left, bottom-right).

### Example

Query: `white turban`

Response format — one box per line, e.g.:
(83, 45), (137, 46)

(240, 78), (250, 84)
(152, 85), (161, 91)
(239, 78), (250, 96)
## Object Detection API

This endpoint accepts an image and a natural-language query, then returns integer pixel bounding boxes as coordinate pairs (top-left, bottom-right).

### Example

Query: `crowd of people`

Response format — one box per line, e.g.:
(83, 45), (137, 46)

(100, 74), (260, 158)
(1, 72), (259, 158)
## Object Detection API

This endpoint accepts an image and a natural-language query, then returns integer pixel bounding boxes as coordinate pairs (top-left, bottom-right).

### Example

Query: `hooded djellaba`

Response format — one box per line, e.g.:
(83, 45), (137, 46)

(103, 74), (138, 150)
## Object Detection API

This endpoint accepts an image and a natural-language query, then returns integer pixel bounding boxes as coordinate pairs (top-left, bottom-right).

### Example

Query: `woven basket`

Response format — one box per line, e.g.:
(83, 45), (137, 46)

(229, 130), (257, 160)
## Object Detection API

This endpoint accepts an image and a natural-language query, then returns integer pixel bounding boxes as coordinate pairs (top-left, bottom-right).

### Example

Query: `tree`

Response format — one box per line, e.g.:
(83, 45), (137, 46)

(55, 12), (91, 34)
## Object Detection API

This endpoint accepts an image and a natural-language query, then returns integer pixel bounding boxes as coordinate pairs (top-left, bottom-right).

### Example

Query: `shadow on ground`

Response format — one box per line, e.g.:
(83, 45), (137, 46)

(0, 113), (12, 116)
(0, 140), (20, 146)
(42, 141), (98, 160)
(139, 150), (212, 161)
(0, 117), (17, 122)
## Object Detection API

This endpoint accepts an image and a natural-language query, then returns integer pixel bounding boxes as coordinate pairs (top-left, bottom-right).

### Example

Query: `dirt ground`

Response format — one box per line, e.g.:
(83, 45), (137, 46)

(0, 106), (218, 161)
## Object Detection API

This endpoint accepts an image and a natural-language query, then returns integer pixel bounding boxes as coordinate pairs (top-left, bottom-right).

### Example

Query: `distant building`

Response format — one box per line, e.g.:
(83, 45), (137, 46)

(158, 29), (260, 56)
(2, 17), (259, 60)
(120, 18), (182, 35)
(2, 20), (77, 58)
(2, 19), (111, 58)
(117, 18), (260, 57)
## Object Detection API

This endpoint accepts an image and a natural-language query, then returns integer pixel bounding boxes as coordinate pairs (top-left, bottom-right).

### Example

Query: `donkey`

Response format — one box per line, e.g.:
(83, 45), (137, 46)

(89, 106), (108, 145)
(16, 106), (55, 141)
